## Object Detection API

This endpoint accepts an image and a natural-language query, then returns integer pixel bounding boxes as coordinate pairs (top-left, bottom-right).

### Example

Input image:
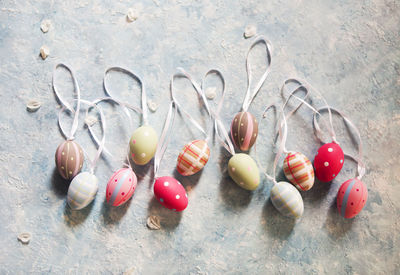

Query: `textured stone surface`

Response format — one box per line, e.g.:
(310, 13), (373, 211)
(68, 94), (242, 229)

(0, 0), (399, 273)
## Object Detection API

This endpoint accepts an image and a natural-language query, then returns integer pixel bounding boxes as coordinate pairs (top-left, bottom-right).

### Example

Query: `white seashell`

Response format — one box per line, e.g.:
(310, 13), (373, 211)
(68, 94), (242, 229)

(244, 25), (257, 39)
(40, 46), (49, 59)
(205, 87), (217, 100)
(40, 19), (51, 33)
(146, 215), (161, 230)
(17, 232), (31, 244)
(147, 100), (158, 112)
(126, 8), (138, 22)
(85, 115), (98, 127)
(26, 100), (41, 112)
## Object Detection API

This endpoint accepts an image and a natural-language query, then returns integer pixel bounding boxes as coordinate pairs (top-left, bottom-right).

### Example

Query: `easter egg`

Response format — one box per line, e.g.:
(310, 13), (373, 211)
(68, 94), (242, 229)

(337, 178), (368, 218)
(283, 152), (315, 191)
(129, 125), (158, 165)
(177, 140), (210, 176)
(153, 176), (188, 211)
(230, 111), (258, 151)
(228, 153), (260, 190)
(270, 181), (304, 218)
(67, 172), (98, 210)
(55, 140), (84, 180)
(314, 142), (344, 182)
(106, 168), (137, 206)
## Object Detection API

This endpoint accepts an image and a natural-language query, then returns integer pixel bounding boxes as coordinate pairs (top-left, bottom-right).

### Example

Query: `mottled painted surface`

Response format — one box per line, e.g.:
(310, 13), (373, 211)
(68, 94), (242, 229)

(0, 0), (399, 274)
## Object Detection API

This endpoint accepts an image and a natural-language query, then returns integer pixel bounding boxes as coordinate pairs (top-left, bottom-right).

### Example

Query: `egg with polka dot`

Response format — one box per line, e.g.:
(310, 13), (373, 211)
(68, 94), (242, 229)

(106, 168), (137, 206)
(337, 178), (368, 218)
(270, 181), (304, 218)
(228, 153), (260, 190)
(129, 125), (158, 165)
(313, 142), (344, 182)
(67, 172), (98, 210)
(230, 111), (259, 151)
(55, 140), (84, 180)
(153, 176), (188, 211)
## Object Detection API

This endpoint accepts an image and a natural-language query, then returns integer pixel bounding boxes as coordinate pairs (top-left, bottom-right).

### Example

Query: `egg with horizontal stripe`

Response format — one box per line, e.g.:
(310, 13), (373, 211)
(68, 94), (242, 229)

(177, 140), (210, 176)
(129, 125), (158, 165)
(283, 152), (314, 191)
(270, 181), (304, 218)
(55, 140), (84, 180)
(106, 168), (137, 206)
(154, 176), (188, 211)
(67, 172), (98, 210)
(337, 178), (368, 219)
(230, 111), (258, 151)
(314, 142), (344, 182)
(228, 153), (260, 190)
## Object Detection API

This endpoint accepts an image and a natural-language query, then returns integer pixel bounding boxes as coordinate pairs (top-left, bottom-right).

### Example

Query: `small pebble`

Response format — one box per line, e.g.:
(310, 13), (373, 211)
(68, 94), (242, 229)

(146, 215), (161, 230)
(244, 25), (257, 39)
(26, 100), (41, 112)
(17, 232), (31, 244)
(40, 46), (49, 60)
(147, 100), (158, 112)
(40, 19), (51, 33)
(126, 8), (138, 22)
(85, 115), (98, 127)
(205, 87), (217, 100)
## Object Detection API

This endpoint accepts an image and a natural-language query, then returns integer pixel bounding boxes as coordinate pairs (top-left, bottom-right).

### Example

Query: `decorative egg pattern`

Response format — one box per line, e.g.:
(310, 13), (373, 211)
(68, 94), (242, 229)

(153, 176), (188, 211)
(177, 140), (210, 176)
(228, 153), (260, 190)
(337, 178), (368, 218)
(270, 181), (304, 218)
(67, 172), (98, 210)
(314, 142), (344, 182)
(283, 152), (315, 191)
(129, 125), (158, 165)
(55, 140), (84, 180)
(106, 168), (137, 206)
(230, 111), (258, 151)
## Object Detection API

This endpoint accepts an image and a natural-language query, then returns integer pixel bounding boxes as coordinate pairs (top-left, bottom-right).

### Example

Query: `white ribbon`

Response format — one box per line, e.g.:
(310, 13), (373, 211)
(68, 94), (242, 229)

(242, 35), (273, 112)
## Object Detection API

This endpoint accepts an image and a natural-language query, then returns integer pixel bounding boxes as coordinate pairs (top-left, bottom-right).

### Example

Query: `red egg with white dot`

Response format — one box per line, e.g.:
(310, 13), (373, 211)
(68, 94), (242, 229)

(313, 142), (344, 182)
(337, 178), (368, 218)
(106, 168), (137, 206)
(153, 176), (188, 211)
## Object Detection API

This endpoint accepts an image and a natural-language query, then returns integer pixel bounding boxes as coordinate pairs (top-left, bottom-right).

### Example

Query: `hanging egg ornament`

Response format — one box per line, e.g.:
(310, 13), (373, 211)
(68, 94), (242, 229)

(55, 140), (84, 180)
(270, 181), (304, 218)
(283, 152), (315, 191)
(67, 172), (98, 210)
(230, 111), (259, 151)
(228, 153), (260, 190)
(154, 176), (188, 211)
(314, 142), (344, 182)
(337, 178), (368, 218)
(129, 125), (158, 165)
(177, 140), (210, 176)
(106, 168), (137, 206)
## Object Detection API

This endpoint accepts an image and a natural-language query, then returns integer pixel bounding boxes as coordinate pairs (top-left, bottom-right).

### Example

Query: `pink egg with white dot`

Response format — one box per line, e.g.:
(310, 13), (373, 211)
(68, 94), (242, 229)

(153, 176), (188, 211)
(313, 142), (344, 182)
(106, 168), (137, 206)
(337, 178), (368, 218)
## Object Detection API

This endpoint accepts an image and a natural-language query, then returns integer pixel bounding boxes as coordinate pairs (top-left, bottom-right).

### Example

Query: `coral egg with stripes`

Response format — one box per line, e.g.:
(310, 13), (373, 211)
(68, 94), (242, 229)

(106, 168), (137, 206)
(314, 142), (344, 182)
(154, 176), (188, 211)
(337, 178), (368, 218)
(55, 140), (84, 180)
(283, 152), (314, 191)
(230, 111), (258, 151)
(176, 140), (210, 176)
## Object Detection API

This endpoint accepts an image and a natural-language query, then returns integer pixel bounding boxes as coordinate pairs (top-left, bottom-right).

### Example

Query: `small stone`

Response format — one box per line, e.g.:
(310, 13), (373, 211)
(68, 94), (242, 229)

(40, 19), (51, 33)
(147, 100), (158, 112)
(85, 115), (98, 127)
(126, 8), (138, 22)
(244, 25), (257, 39)
(40, 46), (50, 59)
(205, 87), (217, 100)
(146, 215), (161, 230)
(26, 100), (41, 112)
(17, 232), (31, 244)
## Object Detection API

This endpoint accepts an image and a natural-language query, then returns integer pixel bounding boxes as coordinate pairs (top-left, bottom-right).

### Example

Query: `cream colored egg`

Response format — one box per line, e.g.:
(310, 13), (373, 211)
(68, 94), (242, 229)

(67, 172), (98, 210)
(270, 181), (304, 218)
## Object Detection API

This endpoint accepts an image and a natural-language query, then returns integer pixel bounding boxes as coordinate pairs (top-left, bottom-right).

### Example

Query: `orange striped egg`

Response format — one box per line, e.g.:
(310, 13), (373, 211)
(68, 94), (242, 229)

(283, 152), (315, 191)
(176, 140), (210, 176)
(55, 140), (84, 180)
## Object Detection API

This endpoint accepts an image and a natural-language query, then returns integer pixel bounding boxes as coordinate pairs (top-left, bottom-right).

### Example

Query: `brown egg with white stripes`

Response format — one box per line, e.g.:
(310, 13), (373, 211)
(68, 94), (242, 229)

(55, 140), (84, 180)
(230, 111), (258, 151)
(176, 140), (210, 176)
(283, 152), (315, 191)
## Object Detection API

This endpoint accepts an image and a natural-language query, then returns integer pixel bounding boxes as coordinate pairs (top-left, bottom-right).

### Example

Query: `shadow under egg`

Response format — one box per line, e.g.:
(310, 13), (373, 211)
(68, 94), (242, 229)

(63, 197), (95, 227)
(50, 168), (70, 198)
(100, 196), (132, 226)
(146, 197), (182, 231)
(323, 199), (355, 240)
(261, 199), (296, 240)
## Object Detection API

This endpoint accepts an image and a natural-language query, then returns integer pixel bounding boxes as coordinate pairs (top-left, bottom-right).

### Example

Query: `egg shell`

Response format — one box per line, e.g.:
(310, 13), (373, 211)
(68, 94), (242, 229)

(228, 153), (260, 190)
(153, 176), (188, 211)
(230, 111), (258, 151)
(337, 178), (368, 218)
(55, 140), (84, 180)
(177, 140), (210, 176)
(314, 142), (344, 182)
(106, 168), (137, 206)
(67, 172), (98, 210)
(129, 125), (158, 165)
(270, 181), (304, 218)
(283, 152), (315, 191)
